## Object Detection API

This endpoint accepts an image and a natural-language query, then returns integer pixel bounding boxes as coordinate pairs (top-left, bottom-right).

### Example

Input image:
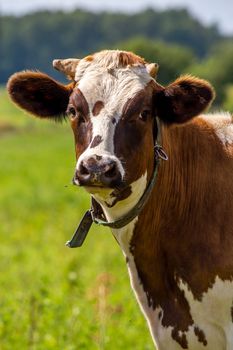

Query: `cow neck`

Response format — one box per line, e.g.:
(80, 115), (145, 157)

(66, 117), (168, 248)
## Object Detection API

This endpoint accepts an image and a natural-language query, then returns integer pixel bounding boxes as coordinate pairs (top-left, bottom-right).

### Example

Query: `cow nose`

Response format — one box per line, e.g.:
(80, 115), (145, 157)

(75, 156), (122, 187)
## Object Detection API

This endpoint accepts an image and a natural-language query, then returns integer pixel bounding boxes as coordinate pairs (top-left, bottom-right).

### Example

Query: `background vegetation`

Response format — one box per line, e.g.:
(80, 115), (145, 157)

(1, 7), (233, 109)
(0, 90), (153, 349)
(0, 7), (233, 350)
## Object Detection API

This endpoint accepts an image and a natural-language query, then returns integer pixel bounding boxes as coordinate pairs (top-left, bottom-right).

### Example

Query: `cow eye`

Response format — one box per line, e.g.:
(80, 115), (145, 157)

(67, 106), (76, 118)
(77, 112), (86, 125)
(139, 110), (150, 122)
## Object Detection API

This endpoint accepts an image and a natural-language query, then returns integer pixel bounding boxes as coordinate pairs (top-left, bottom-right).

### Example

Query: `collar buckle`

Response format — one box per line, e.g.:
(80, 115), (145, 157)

(154, 144), (168, 161)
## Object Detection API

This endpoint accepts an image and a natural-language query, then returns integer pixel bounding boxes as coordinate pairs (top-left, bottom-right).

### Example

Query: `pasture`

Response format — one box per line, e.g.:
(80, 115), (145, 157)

(0, 89), (153, 349)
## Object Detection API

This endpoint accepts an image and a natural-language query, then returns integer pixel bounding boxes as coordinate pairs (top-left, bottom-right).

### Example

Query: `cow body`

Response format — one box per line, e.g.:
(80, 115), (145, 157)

(106, 112), (233, 350)
(8, 50), (233, 349)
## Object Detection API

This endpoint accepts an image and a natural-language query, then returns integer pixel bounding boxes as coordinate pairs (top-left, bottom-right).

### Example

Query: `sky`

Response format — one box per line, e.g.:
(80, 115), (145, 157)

(1, 0), (233, 35)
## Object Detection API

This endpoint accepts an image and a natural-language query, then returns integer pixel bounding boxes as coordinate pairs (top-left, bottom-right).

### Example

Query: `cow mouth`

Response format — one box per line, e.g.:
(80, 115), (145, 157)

(84, 180), (126, 193)
(75, 174), (126, 190)
(73, 173), (132, 206)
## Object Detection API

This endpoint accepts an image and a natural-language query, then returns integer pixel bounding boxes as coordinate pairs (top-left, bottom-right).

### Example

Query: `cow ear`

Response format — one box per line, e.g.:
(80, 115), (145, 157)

(154, 75), (215, 124)
(7, 71), (74, 121)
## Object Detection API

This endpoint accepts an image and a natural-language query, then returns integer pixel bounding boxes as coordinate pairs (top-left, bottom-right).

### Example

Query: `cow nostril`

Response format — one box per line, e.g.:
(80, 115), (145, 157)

(104, 163), (117, 178)
(79, 163), (89, 176)
(76, 157), (121, 187)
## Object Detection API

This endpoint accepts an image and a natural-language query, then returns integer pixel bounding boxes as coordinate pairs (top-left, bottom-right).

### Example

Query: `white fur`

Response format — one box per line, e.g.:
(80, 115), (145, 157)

(93, 172), (147, 221)
(201, 112), (233, 146)
(115, 256), (233, 350)
(177, 277), (233, 350)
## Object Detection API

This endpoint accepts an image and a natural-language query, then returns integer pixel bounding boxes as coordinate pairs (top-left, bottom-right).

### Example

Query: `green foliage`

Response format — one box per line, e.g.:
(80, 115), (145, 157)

(0, 8), (223, 84)
(187, 40), (233, 104)
(114, 37), (195, 85)
(0, 90), (154, 349)
(223, 85), (233, 112)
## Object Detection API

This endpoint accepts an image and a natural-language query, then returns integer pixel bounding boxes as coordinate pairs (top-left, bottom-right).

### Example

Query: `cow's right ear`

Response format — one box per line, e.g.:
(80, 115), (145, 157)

(7, 71), (74, 121)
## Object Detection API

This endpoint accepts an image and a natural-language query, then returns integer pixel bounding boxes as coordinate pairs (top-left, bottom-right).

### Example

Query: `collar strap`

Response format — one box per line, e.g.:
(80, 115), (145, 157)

(66, 119), (168, 248)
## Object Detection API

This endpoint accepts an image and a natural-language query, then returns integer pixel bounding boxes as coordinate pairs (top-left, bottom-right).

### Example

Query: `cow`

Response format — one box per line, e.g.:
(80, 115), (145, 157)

(7, 50), (233, 350)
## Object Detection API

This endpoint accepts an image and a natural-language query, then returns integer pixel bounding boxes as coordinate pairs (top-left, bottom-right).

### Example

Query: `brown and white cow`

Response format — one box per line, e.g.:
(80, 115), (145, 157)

(7, 50), (233, 350)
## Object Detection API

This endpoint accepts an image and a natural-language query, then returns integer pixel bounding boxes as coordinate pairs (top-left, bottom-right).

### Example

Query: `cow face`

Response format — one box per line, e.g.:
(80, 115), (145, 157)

(67, 60), (158, 195)
(7, 50), (214, 205)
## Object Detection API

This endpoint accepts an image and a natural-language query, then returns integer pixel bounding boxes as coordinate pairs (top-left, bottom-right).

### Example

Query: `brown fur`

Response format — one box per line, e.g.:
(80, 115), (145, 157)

(154, 75), (215, 124)
(118, 51), (146, 66)
(93, 50), (146, 69)
(84, 55), (94, 62)
(69, 88), (89, 118)
(105, 186), (132, 208)
(92, 101), (104, 116)
(130, 118), (233, 346)
(90, 135), (103, 148)
(114, 83), (156, 185)
(194, 326), (207, 346)
(69, 89), (92, 159)
(7, 71), (73, 119)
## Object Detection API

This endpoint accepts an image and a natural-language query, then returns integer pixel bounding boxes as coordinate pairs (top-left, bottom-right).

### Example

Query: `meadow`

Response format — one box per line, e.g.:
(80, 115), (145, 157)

(0, 89), (154, 349)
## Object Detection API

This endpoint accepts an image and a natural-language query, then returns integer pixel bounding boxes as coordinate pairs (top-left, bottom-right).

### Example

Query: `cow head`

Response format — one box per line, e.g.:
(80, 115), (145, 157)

(7, 50), (214, 212)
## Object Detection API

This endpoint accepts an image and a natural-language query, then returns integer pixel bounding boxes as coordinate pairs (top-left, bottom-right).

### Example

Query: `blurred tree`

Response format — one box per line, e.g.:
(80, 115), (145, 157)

(223, 85), (233, 112)
(187, 40), (233, 105)
(0, 8), (226, 84)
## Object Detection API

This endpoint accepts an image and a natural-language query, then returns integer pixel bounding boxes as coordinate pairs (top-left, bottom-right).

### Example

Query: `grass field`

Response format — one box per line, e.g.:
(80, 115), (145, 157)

(0, 88), (153, 350)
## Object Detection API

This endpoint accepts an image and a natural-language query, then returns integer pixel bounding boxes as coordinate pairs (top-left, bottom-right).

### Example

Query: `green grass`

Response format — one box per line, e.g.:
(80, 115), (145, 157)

(0, 89), (153, 349)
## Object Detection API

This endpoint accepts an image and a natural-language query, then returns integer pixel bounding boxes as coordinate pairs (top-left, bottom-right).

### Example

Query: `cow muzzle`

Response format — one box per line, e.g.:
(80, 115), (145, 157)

(74, 155), (123, 188)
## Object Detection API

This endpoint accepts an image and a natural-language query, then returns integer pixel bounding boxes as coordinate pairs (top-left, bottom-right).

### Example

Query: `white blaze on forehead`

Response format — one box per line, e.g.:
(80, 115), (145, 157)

(76, 65), (152, 114)
(75, 50), (152, 116)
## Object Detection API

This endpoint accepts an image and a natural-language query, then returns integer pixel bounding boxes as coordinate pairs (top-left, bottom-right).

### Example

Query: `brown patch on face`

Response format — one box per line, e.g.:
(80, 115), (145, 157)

(92, 101), (104, 116)
(114, 82), (156, 185)
(105, 186), (132, 208)
(194, 326), (207, 346)
(130, 117), (233, 342)
(84, 55), (94, 62)
(69, 89), (92, 158)
(90, 135), (103, 148)
(118, 51), (146, 67)
(69, 88), (89, 117)
(91, 50), (147, 70)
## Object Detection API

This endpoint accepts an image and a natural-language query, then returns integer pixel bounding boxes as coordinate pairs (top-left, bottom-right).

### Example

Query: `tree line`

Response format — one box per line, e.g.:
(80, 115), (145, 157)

(1, 8), (233, 109)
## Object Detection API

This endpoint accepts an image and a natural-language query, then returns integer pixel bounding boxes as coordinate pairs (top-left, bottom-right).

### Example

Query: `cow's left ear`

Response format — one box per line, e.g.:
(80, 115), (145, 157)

(7, 71), (74, 121)
(154, 75), (215, 124)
